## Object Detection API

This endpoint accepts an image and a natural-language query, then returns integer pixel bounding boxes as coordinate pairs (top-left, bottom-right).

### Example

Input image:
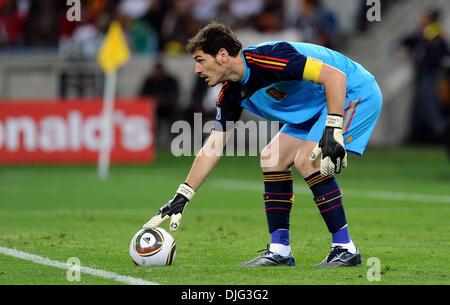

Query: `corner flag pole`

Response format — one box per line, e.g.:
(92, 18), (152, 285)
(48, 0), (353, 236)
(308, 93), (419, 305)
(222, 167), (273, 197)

(96, 21), (130, 180)
(98, 70), (117, 180)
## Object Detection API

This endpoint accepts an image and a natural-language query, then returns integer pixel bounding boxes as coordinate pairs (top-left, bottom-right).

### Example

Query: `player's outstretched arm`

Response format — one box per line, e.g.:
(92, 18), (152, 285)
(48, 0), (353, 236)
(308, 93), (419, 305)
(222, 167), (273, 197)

(310, 64), (348, 176)
(143, 130), (230, 231)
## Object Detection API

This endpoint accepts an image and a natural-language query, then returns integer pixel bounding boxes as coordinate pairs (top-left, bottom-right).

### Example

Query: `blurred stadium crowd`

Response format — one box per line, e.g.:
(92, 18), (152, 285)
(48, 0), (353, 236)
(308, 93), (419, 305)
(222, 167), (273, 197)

(0, 0), (385, 54)
(0, 0), (449, 152)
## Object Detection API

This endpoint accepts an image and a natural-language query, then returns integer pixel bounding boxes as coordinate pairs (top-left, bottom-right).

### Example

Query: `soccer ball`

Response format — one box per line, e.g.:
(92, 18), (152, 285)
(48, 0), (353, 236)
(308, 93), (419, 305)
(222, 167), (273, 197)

(129, 227), (176, 266)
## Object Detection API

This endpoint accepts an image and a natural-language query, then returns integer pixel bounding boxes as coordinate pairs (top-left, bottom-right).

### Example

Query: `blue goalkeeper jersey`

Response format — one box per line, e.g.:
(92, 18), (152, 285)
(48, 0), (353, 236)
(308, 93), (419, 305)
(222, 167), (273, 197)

(215, 41), (375, 130)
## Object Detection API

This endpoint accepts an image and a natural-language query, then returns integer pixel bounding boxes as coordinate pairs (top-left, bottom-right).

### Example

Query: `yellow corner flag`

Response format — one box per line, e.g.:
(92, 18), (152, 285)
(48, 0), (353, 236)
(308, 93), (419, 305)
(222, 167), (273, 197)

(97, 21), (130, 74)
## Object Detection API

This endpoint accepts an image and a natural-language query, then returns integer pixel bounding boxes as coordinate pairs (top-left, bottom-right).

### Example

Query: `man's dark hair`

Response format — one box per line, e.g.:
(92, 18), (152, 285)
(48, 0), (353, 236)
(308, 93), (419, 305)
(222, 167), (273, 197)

(186, 22), (242, 57)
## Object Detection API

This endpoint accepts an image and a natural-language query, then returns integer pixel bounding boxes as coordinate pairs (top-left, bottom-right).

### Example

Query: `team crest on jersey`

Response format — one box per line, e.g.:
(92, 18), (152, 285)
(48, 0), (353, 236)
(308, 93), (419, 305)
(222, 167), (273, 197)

(266, 87), (287, 100)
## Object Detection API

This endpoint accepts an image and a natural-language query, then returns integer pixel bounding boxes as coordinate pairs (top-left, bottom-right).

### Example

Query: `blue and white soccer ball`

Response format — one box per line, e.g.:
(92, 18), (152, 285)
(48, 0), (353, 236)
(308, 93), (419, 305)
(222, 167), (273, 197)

(129, 227), (176, 266)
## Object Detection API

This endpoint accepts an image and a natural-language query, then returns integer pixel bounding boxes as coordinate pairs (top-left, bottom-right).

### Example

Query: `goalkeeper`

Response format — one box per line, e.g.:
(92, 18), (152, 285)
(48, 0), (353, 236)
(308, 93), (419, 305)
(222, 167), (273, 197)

(144, 22), (382, 268)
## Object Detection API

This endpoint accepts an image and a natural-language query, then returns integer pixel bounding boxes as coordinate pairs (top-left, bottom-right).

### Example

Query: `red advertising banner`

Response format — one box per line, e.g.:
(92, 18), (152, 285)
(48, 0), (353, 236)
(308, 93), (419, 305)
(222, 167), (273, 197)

(0, 99), (155, 164)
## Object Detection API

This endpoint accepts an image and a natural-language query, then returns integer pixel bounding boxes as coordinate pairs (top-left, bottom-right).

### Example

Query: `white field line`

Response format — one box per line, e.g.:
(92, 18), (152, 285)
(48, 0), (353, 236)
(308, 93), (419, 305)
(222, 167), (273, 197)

(0, 246), (158, 285)
(211, 178), (450, 204)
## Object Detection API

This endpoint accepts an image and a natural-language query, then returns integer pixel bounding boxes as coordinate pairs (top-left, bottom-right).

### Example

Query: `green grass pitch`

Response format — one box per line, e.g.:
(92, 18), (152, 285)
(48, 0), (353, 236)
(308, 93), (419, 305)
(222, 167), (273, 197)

(0, 147), (449, 285)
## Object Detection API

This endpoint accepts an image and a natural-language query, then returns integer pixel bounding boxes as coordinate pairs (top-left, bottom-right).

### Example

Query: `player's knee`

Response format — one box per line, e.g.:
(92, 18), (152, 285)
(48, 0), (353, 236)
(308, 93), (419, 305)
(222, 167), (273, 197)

(293, 154), (306, 172)
(260, 145), (275, 171)
(294, 151), (313, 177)
(260, 145), (287, 172)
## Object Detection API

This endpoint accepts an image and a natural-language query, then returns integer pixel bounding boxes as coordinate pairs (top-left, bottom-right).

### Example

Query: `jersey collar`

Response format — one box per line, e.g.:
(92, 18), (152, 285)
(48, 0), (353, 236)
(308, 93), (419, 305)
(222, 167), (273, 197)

(239, 49), (250, 85)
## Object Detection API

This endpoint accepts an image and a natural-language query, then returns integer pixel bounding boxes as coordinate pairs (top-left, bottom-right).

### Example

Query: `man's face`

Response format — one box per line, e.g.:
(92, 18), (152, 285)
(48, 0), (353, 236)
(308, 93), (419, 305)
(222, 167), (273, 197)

(193, 49), (226, 87)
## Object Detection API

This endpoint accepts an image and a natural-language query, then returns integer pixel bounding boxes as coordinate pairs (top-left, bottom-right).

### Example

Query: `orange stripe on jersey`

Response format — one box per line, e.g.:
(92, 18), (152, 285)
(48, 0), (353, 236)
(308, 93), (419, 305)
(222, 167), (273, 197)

(245, 56), (287, 66)
(216, 82), (230, 105)
(244, 52), (289, 70)
(217, 92), (224, 103)
(246, 60), (284, 70)
(217, 95), (224, 105)
(244, 52), (290, 63)
(220, 81), (230, 91)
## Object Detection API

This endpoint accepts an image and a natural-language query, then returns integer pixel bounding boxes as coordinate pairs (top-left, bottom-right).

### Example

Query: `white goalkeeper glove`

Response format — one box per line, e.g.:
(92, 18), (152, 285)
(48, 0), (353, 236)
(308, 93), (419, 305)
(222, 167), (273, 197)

(310, 114), (348, 176)
(143, 183), (195, 231)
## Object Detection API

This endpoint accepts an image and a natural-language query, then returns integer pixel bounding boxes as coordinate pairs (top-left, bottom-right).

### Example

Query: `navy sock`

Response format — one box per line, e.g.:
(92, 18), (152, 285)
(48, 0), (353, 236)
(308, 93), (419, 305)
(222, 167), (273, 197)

(263, 171), (294, 240)
(304, 171), (347, 234)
